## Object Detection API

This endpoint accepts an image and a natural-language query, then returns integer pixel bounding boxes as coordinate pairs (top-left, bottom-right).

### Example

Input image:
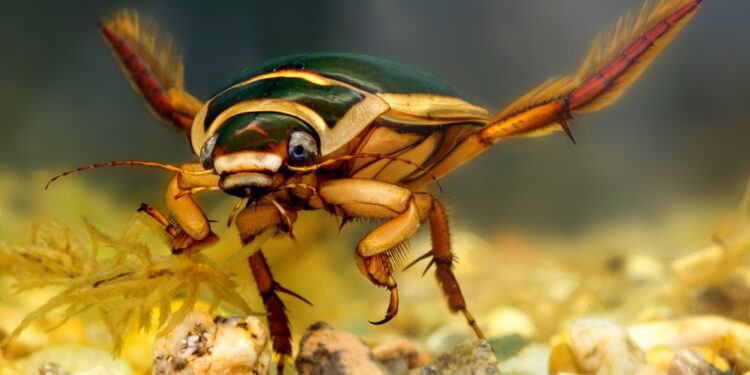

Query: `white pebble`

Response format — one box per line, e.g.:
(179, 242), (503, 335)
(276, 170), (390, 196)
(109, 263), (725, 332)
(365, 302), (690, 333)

(153, 311), (270, 375)
(628, 315), (750, 352)
(569, 318), (660, 375)
(497, 344), (550, 375)
(485, 306), (537, 338)
(624, 254), (665, 284)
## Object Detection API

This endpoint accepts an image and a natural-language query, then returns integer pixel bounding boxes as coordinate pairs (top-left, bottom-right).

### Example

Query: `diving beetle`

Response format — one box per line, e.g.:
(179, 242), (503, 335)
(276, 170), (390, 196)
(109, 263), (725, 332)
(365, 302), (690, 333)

(48, 0), (705, 372)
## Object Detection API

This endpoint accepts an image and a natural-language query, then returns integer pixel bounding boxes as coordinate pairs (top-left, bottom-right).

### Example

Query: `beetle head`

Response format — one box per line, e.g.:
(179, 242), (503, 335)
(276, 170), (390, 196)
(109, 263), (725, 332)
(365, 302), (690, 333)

(200, 112), (320, 198)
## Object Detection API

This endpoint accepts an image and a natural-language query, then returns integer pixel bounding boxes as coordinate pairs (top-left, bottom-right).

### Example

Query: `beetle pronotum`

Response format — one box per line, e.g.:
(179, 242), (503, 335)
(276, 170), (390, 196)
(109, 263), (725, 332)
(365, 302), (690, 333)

(48, 0), (705, 372)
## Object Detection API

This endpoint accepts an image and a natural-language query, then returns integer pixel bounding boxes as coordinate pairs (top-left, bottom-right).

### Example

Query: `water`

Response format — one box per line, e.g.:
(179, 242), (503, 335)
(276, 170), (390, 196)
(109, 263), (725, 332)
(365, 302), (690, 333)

(1, 1), (749, 373)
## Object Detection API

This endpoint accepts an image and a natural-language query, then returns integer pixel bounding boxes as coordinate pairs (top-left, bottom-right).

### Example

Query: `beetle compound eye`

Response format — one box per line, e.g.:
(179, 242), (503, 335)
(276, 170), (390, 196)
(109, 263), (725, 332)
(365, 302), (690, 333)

(287, 131), (318, 166)
(199, 134), (219, 169)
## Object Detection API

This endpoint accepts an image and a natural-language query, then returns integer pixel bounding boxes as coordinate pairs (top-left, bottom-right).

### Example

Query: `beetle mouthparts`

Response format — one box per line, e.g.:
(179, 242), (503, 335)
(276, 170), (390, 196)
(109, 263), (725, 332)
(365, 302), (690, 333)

(213, 152), (283, 175)
(219, 172), (273, 192)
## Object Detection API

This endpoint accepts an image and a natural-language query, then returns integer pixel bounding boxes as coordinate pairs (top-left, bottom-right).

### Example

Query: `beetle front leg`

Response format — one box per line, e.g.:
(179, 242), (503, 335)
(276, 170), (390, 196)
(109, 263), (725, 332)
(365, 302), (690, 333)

(318, 179), (423, 325)
(140, 163), (219, 253)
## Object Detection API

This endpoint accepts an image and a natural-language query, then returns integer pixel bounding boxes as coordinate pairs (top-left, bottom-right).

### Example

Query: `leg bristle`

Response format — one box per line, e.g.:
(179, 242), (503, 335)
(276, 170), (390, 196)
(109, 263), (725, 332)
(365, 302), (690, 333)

(385, 240), (411, 271)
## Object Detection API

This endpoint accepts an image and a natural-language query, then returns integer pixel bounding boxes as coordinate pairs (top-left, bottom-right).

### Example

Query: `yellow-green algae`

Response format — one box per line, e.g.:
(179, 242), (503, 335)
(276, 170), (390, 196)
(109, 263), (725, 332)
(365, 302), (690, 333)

(0, 217), (259, 354)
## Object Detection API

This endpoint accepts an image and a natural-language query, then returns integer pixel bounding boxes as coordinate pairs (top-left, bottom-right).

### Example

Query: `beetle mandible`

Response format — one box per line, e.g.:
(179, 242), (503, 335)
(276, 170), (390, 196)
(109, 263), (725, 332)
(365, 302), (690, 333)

(48, 0), (705, 372)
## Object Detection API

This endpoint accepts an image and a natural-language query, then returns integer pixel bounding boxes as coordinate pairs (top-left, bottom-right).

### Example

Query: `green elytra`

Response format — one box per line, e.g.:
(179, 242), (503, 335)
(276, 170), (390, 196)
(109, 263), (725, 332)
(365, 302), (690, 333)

(216, 52), (471, 100)
(203, 53), (486, 181)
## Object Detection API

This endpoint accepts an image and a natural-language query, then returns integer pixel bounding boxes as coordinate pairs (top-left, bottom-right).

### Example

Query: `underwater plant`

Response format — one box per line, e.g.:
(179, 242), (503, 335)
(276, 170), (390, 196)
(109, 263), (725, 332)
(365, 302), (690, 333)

(0, 217), (264, 354)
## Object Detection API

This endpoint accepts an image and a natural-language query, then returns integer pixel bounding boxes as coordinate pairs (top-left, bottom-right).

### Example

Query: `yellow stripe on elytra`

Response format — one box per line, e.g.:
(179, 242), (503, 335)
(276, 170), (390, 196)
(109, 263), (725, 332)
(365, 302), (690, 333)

(201, 97), (390, 157)
(376, 93), (489, 121)
(224, 70), (332, 93)
(191, 71), (392, 157)
(191, 102), (210, 155)
(191, 70), (337, 155)
(325, 93), (390, 155)
(186, 69), (489, 156)
(207, 98), (330, 142)
(223, 69), (393, 148)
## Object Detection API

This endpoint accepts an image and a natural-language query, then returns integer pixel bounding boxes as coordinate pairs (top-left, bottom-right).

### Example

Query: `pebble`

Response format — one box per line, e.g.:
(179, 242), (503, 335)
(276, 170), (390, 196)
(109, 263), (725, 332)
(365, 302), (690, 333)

(569, 318), (659, 375)
(624, 254), (665, 285)
(670, 243), (729, 287)
(152, 310), (270, 375)
(37, 364), (115, 375)
(26, 345), (131, 375)
(420, 340), (498, 375)
(628, 315), (750, 352)
(484, 306), (537, 338)
(38, 362), (69, 375)
(548, 343), (580, 374)
(629, 316), (750, 373)
(498, 344), (550, 375)
(667, 349), (722, 375)
(424, 322), (473, 355)
(670, 222), (750, 287)
(372, 338), (430, 375)
(488, 334), (529, 361)
(295, 322), (389, 375)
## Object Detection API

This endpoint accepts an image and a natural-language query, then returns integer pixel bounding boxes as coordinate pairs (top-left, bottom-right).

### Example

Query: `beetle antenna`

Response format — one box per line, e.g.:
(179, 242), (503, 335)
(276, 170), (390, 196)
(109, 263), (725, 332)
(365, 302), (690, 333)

(287, 153), (443, 189)
(45, 160), (214, 189)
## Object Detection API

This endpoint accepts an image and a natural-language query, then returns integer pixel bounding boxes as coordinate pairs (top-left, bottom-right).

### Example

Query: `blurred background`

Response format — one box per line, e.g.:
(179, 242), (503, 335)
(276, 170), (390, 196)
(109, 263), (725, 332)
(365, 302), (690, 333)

(1, 0), (748, 234)
(0, 0), (749, 362)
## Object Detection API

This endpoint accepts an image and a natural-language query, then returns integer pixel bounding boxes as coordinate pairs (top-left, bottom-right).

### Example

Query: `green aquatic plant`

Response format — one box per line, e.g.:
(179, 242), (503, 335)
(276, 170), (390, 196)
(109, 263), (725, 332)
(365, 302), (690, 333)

(0, 217), (260, 353)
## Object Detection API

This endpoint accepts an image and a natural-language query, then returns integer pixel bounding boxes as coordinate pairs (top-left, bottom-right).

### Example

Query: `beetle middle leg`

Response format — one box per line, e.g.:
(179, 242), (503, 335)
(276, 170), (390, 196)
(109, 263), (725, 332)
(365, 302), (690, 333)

(319, 181), (482, 335)
(248, 250), (312, 375)
(318, 179), (425, 325)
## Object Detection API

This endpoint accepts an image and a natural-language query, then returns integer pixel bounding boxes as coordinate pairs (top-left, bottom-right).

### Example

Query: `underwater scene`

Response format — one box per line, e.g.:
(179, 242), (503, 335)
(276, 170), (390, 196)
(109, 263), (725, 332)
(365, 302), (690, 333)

(1, 1), (750, 374)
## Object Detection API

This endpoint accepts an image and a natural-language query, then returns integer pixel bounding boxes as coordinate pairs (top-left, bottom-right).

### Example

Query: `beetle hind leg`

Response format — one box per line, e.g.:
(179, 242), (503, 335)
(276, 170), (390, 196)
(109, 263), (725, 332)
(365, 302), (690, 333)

(100, 10), (203, 132)
(406, 195), (485, 339)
